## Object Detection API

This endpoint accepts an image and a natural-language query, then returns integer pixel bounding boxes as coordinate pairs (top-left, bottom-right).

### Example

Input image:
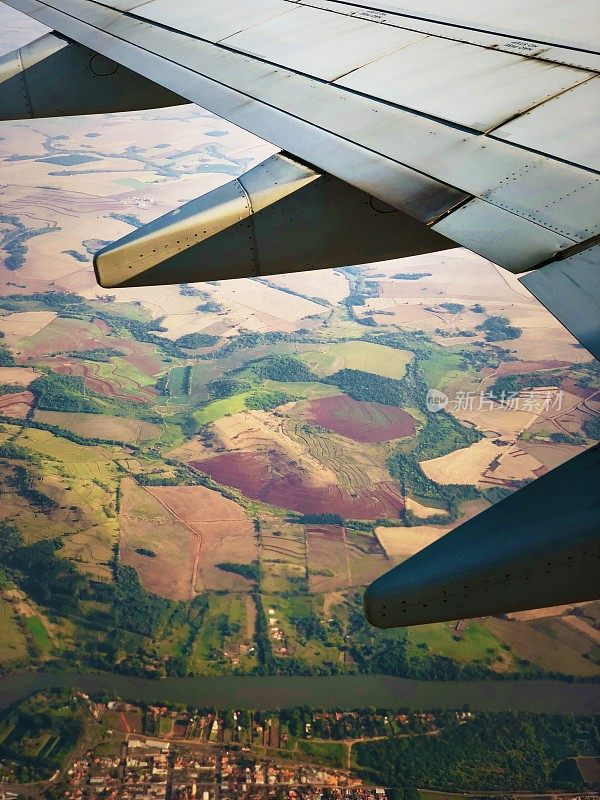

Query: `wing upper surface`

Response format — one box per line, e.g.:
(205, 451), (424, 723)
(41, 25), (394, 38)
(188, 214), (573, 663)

(2, 0), (599, 278)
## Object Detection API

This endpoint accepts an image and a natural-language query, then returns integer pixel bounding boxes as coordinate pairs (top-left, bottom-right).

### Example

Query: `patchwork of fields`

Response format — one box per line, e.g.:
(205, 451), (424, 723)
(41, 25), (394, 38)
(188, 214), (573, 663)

(0, 99), (598, 686)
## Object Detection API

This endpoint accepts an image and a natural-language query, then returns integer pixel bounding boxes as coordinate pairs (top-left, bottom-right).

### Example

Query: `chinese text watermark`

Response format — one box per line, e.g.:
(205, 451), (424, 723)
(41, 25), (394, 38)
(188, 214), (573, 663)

(426, 388), (564, 414)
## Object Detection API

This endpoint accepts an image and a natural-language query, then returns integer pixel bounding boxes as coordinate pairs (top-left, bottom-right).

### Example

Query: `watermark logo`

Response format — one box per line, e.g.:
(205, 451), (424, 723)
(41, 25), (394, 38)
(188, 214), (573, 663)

(426, 388), (565, 414)
(426, 388), (449, 413)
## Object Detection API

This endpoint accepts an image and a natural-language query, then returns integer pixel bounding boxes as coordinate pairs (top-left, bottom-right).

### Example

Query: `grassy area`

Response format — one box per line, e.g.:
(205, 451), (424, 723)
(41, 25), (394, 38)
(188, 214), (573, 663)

(95, 356), (157, 392)
(0, 601), (27, 665)
(17, 426), (120, 463)
(26, 616), (52, 653)
(300, 341), (413, 380)
(262, 380), (341, 400)
(407, 621), (508, 667)
(158, 716), (173, 735)
(167, 366), (189, 397)
(420, 349), (466, 390)
(297, 739), (347, 768)
(263, 594), (338, 665)
(189, 594), (253, 673)
(193, 392), (252, 424)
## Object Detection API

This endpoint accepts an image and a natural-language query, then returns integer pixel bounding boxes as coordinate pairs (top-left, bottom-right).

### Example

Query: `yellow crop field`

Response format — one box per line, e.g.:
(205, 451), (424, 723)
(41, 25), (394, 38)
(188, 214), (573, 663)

(301, 341), (413, 380)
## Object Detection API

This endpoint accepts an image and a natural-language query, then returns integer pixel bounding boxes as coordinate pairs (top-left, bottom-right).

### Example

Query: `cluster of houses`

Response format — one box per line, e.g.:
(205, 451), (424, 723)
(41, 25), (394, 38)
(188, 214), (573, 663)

(268, 608), (288, 656)
(60, 736), (392, 799)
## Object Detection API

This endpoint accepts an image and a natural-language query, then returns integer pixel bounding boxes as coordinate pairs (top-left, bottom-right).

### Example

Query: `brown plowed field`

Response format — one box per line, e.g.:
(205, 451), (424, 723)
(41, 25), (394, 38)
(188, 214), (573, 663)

(34, 410), (160, 443)
(306, 525), (389, 591)
(147, 485), (257, 593)
(192, 451), (404, 520)
(0, 367), (37, 386)
(16, 318), (105, 357)
(120, 478), (197, 601)
(0, 390), (34, 418)
(299, 394), (416, 443)
(120, 480), (256, 598)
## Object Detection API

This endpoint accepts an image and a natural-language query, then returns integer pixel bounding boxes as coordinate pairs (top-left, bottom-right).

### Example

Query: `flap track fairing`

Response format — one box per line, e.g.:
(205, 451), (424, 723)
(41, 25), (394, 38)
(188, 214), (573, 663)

(94, 153), (455, 288)
(0, 32), (186, 120)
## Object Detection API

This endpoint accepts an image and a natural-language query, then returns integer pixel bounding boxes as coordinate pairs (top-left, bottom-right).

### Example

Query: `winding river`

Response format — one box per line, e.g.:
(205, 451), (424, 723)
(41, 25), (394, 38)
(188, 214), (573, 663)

(0, 671), (598, 713)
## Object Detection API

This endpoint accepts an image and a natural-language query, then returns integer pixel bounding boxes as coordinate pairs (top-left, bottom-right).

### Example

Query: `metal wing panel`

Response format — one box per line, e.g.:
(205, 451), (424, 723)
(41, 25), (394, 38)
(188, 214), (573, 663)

(337, 35), (593, 132)
(329, 0), (600, 52)
(6, 0), (467, 225)
(221, 5), (426, 81)
(432, 199), (575, 271)
(135, 0), (295, 43)
(94, 0), (149, 9)
(301, 0), (600, 71)
(492, 76), (600, 172)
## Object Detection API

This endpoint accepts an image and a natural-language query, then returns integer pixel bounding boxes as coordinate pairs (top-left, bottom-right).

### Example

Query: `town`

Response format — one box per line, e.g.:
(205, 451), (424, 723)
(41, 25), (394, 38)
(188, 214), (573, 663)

(64, 737), (390, 800)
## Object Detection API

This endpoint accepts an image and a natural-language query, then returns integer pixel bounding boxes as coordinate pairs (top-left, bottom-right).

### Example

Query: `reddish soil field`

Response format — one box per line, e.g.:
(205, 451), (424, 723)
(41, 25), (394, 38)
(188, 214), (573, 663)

(560, 378), (597, 400)
(577, 756), (600, 783)
(306, 525), (344, 542)
(300, 394), (416, 443)
(94, 318), (114, 335)
(0, 390), (34, 418)
(112, 339), (164, 376)
(192, 451), (404, 520)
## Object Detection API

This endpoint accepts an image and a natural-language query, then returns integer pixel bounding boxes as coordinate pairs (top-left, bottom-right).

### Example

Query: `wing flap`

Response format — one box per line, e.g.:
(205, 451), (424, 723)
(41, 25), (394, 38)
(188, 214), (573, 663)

(5, 0), (598, 266)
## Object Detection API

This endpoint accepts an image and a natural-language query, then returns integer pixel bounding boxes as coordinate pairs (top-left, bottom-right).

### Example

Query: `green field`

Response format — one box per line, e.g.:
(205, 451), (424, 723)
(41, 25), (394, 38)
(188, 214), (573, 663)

(407, 621), (508, 667)
(0, 602), (27, 666)
(95, 356), (158, 392)
(297, 739), (347, 768)
(263, 594), (337, 665)
(300, 341), (414, 380)
(17, 427), (120, 464)
(420, 349), (467, 390)
(26, 616), (52, 654)
(262, 380), (341, 400)
(189, 594), (253, 673)
(193, 392), (252, 424)
(167, 365), (189, 397)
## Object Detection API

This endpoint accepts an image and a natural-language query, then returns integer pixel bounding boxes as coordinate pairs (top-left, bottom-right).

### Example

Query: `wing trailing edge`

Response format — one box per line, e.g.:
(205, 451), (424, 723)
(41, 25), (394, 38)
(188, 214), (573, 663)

(364, 444), (600, 628)
(94, 153), (456, 288)
(0, 32), (186, 120)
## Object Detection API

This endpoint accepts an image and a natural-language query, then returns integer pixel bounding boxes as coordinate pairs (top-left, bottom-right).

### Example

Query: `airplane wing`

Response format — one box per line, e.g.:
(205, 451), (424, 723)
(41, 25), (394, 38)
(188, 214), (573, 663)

(1, 0), (599, 625)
